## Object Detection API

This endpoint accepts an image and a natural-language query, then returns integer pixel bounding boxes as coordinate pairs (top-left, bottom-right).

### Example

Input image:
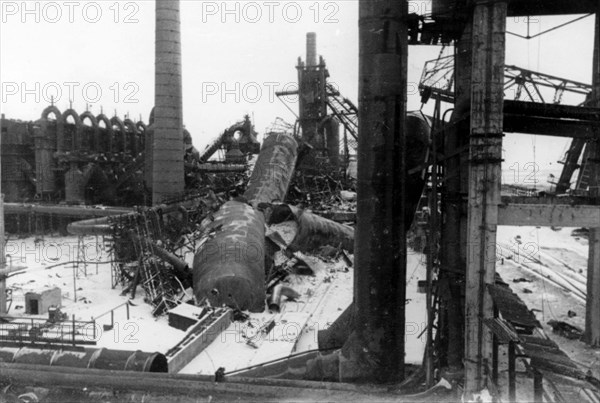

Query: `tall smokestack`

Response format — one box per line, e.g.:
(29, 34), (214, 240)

(153, 0), (184, 204)
(306, 32), (317, 67)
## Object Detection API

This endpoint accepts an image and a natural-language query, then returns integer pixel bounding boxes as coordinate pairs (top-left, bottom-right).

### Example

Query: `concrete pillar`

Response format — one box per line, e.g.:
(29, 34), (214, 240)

(347, 0), (408, 382)
(584, 9), (600, 347)
(153, 0), (184, 204)
(464, 1), (507, 397)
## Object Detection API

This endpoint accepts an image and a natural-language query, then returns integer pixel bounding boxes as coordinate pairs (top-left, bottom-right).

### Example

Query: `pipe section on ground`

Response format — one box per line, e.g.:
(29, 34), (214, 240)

(193, 201), (266, 312)
(288, 209), (354, 253)
(0, 346), (167, 372)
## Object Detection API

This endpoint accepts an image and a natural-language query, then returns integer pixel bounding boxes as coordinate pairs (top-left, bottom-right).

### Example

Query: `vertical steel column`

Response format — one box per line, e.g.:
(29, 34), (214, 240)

(464, 1), (507, 397)
(508, 341), (516, 403)
(585, 9), (600, 347)
(0, 116), (4, 270)
(351, 0), (408, 382)
(0, 115), (6, 314)
(439, 20), (472, 372)
(153, 0), (184, 204)
(533, 369), (544, 403)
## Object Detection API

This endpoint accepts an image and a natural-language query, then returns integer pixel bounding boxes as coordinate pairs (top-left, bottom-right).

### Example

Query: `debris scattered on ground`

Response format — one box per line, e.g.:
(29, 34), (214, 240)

(547, 320), (584, 340)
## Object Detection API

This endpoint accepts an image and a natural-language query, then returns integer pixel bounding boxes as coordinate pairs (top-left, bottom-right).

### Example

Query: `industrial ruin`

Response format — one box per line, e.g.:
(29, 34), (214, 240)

(0, 0), (600, 402)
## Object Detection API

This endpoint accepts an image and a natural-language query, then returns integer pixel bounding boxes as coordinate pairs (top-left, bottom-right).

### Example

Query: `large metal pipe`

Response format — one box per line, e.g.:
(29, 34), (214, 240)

(153, 0), (184, 204)
(6, 204), (131, 218)
(342, 0), (410, 383)
(312, 113), (429, 366)
(244, 133), (298, 208)
(0, 346), (167, 372)
(66, 201), (193, 236)
(0, 363), (401, 401)
(193, 201), (265, 312)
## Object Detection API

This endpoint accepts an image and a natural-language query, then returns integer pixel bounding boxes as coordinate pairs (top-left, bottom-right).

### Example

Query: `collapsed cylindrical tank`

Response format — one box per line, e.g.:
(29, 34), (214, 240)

(244, 133), (298, 208)
(193, 201), (266, 312)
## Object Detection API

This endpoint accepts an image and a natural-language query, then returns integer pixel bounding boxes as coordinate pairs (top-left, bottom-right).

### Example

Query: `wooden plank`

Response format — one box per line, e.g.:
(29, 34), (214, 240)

(498, 204), (600, 227)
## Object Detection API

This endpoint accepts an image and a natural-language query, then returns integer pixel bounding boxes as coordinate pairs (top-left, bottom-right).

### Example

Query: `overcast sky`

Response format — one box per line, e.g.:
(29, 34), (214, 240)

(0, 1), (595, 185)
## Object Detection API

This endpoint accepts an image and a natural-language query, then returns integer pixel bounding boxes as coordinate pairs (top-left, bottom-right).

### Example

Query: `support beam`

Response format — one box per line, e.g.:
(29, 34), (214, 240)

(584, 10), (600, 347)
(503, 115), (599, 139)
(506, 0), (597, 17)
(152, 0), (184, 204)
(498, 204), (600, 227)
(508, 341), (516, 403)
(346, 0), (408, 383)
(439, 17), (472, 373)
(464, 1), (506, 397)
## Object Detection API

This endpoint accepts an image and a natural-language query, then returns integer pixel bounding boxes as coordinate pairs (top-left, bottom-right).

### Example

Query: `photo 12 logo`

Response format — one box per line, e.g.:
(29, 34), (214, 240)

(1, 81), (140, 105)
(1, 1), (140, 24)
(200, 1), (340, 24)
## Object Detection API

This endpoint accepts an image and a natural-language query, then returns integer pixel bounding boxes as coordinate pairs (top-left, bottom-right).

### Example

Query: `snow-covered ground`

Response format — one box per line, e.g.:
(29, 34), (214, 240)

(4, 235), (186, 352)
(3, 222), (429, 377)
(180, 222), (428, 375)
(8, 221), (595, 387)
(496, 225), (600, 380)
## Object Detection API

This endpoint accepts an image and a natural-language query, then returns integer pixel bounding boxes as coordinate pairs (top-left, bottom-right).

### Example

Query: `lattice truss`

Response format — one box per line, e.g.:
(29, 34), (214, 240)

(107, 192), (223, 315)
(419, 55), (591, 105)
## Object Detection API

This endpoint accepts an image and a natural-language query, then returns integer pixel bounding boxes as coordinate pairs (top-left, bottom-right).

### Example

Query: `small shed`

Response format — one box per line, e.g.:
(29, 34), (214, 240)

(25, 287), (61, 315)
